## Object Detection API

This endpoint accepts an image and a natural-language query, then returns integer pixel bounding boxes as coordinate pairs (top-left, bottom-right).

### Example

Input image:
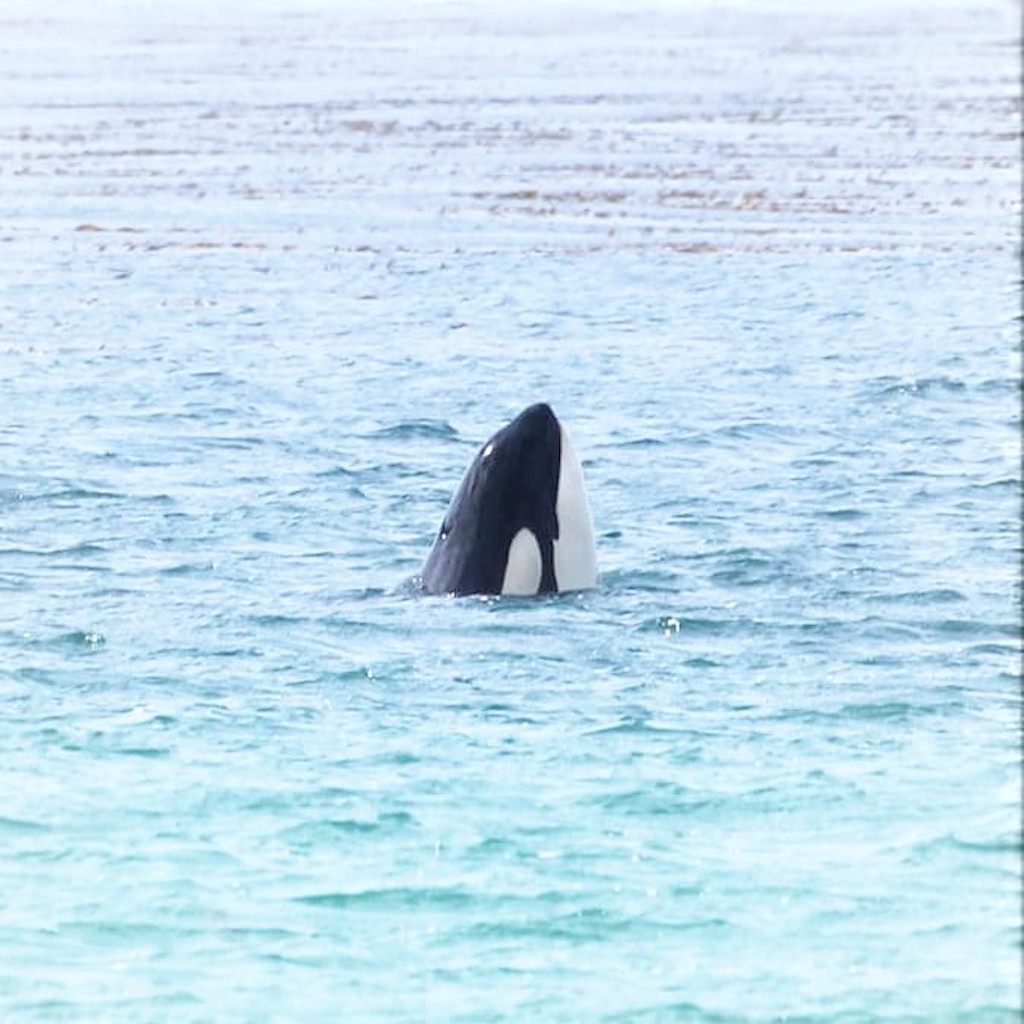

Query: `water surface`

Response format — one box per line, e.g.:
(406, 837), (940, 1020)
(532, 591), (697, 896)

(1, 1), (1020, 1021)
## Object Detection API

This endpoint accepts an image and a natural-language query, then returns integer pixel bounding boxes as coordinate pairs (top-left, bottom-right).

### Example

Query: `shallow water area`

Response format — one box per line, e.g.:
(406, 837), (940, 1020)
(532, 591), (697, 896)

(1, 0), (1020, 1021)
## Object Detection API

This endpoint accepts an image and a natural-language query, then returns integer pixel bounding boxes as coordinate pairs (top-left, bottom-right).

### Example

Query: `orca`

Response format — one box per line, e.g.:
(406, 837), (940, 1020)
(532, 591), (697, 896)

(419, 403), (597, 597)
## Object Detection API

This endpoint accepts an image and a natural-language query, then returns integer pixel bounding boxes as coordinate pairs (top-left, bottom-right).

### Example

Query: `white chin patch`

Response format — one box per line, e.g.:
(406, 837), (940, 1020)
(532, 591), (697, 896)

(501, 528), (543, 596)
(553, 423), (598, 592)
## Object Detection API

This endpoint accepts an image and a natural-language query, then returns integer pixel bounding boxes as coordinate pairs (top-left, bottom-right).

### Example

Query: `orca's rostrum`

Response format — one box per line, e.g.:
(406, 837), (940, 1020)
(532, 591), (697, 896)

(420, 403), (597, 597)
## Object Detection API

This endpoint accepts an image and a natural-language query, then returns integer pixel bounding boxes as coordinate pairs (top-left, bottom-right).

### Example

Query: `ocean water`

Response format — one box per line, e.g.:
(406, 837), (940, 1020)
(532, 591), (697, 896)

(1, 1), (1020, 1021)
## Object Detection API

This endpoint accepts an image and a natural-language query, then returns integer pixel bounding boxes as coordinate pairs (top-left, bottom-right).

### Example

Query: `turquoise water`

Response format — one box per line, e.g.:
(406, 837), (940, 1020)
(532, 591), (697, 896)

(1, 1), (1020, 1021)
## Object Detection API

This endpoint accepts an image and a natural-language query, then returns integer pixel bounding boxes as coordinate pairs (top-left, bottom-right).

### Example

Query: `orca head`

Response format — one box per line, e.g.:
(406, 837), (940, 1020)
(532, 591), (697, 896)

(420, 403), (598, 597)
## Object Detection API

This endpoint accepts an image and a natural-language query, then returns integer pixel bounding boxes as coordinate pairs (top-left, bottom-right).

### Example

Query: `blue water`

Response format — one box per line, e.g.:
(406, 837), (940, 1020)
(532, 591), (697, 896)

(1, 1), (1020, 1021)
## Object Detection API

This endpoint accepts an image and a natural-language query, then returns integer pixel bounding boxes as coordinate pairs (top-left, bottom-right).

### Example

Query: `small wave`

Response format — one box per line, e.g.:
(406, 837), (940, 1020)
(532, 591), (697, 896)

(945, 835), (1023, 856)
(614, 436), (668, 449)
(869, 375), (969, 399)
(976, 476), (1019, 491)
(873, 587), (968, 605)
(707, 420), (798, 442)
(455, 907), (629, 944)
(369, 420), (459, 440)
(853, 616), (927, 641)
(193, 434), (267, 450)
(837, 700), (944, 722)
(278, 812), (415, 843)
(910, 831), (1022, 861)
(584, 717), (689, 737)
(0, 815), (50, 833)
(683, 655), (721, 668)
(933, 618), (1019, 639)
(965, 641), (1021, 658)
(708, 550), (783, 587)
(977, 377), (1021, 394)
(246, 613), (308, 627)
(296, 886), (474, 911)
(112, 746), (172, 759)
(0, 542), (108, 558)
(23, 630), (106, 652)
(815, 507), (869, 521)
(10, 487), (124, 504)
(348, 461), (434, 484)
(605, 1001), (740, 1023)
(601, 568), (680, 592)
(589, 785), (712, 815)
(790, 455), (838, 469)
(638, 614), (742, 637)
(158, 562), (215, 577)
(460, 907), (723, 946)
(314, 465), (360, 479)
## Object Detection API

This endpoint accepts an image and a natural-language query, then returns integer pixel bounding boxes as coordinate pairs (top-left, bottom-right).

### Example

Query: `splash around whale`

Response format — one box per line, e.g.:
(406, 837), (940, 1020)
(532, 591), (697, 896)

(416, 403), (598, 598)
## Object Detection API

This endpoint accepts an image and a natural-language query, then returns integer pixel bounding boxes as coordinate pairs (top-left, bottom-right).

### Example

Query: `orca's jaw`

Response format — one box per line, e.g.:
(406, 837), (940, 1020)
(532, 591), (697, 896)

(550, 422), (598, 594)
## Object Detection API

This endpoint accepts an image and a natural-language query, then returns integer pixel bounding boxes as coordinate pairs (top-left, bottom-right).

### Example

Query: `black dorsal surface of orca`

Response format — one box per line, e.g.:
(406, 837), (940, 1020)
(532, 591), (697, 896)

(420, 403), (598, 597)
